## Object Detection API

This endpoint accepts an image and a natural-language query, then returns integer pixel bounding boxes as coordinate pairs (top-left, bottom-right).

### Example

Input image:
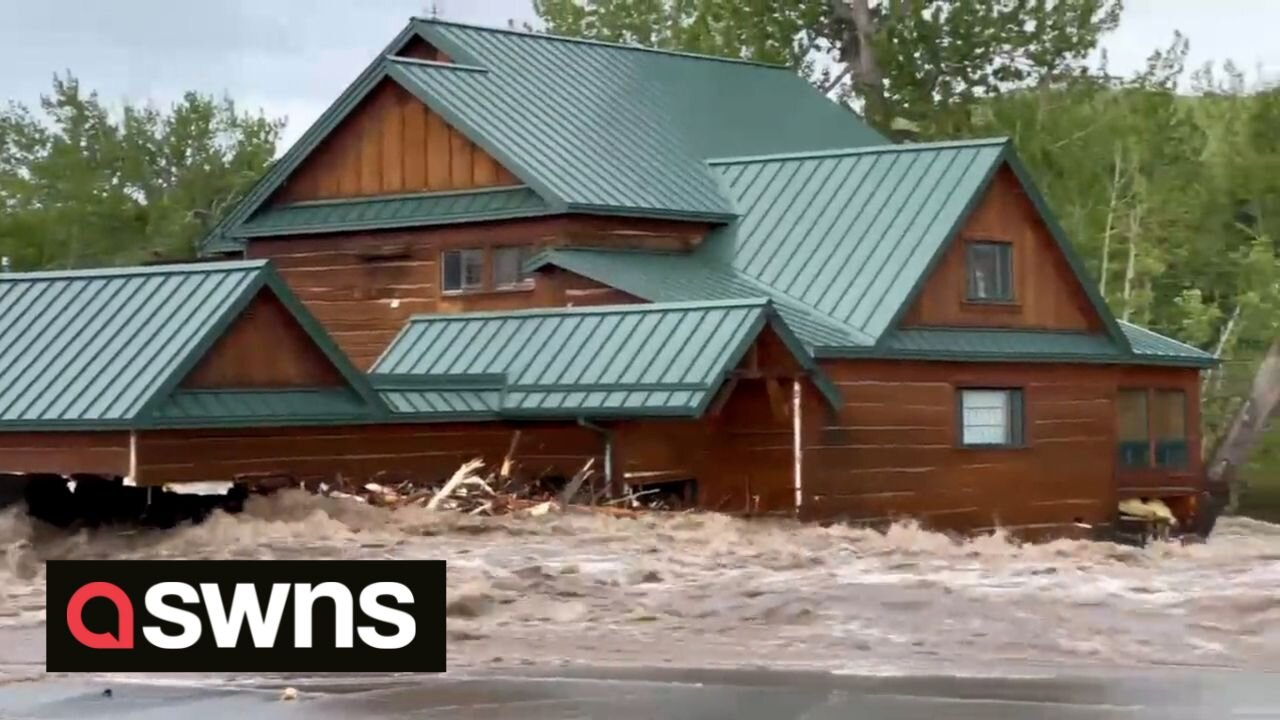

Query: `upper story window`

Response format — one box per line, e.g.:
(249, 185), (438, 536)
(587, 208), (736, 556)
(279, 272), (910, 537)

(441, 249), (484, 294)
(966, 241), (1013, 302)
(958, 388), (1024, 448)
(493, 246), (535, 289)
(441, 245), (536, 295)
(1117, 388), (1189, 470)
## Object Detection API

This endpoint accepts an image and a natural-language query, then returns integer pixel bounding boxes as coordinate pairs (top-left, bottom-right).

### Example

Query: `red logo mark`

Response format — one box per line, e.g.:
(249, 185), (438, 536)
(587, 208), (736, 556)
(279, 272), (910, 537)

(66, 582), (134, 649)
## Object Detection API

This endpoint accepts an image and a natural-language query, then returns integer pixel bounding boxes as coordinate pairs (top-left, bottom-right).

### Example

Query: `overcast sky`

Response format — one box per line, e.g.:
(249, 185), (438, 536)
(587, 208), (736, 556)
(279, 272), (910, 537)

(1, 0), (1274, 148)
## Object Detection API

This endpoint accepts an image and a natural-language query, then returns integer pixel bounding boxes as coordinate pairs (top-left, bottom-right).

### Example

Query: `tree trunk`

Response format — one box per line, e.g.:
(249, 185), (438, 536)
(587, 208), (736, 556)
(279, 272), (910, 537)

(1099, 144), (1123, 297)
(831, 0), (889, 127)
(1207, 339), (1280, 511)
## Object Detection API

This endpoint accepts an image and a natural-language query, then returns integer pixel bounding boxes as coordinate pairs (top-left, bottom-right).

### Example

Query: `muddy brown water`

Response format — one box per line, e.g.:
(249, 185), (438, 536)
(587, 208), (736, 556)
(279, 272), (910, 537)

(1, 491), (1277, 679)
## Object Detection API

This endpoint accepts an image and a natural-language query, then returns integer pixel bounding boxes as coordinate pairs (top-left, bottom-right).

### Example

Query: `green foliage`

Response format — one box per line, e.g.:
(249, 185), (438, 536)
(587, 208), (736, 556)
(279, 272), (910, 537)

(0, 73), (282, 270)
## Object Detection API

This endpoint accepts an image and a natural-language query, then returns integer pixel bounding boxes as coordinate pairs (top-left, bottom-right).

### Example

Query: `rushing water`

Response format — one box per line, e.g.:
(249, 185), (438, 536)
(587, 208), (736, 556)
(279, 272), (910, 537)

(1, 491), (1278, 677)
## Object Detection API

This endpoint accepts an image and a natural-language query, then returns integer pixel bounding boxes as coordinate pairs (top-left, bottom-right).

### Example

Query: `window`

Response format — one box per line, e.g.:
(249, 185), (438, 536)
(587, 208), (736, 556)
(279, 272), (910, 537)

(966, 241), (1013, 302)
(1117, 389), (1150, 468)
(441, 249), (484, 294)
(1153, 390), (1188, 469)
(493, 245), (535, 289)
(1117, 388), (1190, 470)
(958, 388), (1023, 447)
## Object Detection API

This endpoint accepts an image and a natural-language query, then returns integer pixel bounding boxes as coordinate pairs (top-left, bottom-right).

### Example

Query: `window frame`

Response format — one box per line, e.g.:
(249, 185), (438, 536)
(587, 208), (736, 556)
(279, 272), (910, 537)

(955, 386), (1025, 449)
(965, 240), (1015, 304)
(440, 244), (537, 296)
(440, 248), (486, 295)
(492, 245), (536, 291)
(1118, 386), (1190, 471)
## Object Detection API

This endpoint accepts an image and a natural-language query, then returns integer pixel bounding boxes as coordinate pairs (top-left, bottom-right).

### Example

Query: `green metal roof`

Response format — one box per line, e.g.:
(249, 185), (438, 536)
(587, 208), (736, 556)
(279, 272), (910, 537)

(202, 18), (884, 248)
(148, 389), (374, 427)
(529, 249), (867, 348)
(236, 187), (550, 238)
(0, 260), (380, 430)
(1120, 321), (1217, 367)
(371, 299), (839, 418)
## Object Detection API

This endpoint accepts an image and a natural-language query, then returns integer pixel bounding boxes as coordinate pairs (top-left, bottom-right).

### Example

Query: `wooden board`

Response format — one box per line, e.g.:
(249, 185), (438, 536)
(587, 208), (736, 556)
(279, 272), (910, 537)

(181, 290), (346, 389)
(247, 215), (712, 368)
(273, 80), (519, 204)
(0, 432), (130, 477)
(901, 166), (1104, 332)
(800, 359), (1203, 534)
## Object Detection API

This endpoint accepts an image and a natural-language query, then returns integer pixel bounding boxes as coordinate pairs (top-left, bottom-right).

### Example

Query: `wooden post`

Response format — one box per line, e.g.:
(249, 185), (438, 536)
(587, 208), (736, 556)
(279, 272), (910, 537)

(792, 378), (803, 517)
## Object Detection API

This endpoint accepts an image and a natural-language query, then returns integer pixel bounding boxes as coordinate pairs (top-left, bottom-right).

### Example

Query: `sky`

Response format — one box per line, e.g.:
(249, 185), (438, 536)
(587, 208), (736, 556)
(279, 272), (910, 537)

(1, 0), (1275, 148)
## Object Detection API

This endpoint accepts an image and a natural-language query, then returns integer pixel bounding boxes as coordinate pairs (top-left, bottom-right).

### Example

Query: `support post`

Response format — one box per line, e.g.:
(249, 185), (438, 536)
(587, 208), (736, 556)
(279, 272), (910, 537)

(792, 378), (803, 517)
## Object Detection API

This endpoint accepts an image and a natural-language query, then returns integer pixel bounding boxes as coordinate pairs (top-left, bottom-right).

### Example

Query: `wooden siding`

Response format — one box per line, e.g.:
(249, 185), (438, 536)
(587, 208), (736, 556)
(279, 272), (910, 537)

(134, 423), (602, 486)
(395, 36), (450, 63)
(272, 79), (519, 204)
(801, 359), (1202, 534)
(247, 216), (710, 368)
(901, 166), (1103, 332)
(181, 290), (345, 389)
(0, 432), (130, 477)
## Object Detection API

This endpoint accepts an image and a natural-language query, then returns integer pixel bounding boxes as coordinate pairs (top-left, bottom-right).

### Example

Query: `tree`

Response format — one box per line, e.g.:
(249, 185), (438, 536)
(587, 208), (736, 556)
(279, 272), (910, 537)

(0, 73), (282, 270)
(531, 0), (1124, 136)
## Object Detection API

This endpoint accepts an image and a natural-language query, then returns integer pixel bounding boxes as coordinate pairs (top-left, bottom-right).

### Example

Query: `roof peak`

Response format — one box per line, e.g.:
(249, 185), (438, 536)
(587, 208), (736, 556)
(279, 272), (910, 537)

(407, 298), (771, 323)
(0, 259), (267, 282)
(412, 17), (791, 70)
(707, 137), (1010, 166)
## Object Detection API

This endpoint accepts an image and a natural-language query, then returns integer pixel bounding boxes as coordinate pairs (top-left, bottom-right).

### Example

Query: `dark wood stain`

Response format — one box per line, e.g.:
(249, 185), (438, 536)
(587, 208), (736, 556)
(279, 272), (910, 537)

(0, 432), (130, 477)
(902, 166), (1103, 332)
(273, 80), (519, 204)
(181, 290), (346, 389)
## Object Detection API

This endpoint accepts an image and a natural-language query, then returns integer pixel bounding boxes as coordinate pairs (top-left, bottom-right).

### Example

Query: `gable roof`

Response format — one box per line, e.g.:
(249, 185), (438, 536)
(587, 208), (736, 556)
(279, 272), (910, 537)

(202, 18), (884, 250)
(0, 261), (381, 430)
(533, 139), (1217, 367)
(370, 299), (839, 419)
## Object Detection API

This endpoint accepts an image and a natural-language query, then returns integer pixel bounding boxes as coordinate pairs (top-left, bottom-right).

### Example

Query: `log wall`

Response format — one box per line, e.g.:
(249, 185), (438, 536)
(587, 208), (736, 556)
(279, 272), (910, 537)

(247, 217), (709, 368)
(801, 359), (1202, 534)
(0, 432), (130, 477)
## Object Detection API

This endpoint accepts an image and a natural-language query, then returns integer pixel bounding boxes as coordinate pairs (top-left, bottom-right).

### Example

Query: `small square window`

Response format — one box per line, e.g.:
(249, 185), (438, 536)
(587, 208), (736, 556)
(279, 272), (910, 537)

(441, 249), (483, 294)
(966, 241), (1013, 302)
(959, 388), (1023, 447)
(493, 245), (535, 289)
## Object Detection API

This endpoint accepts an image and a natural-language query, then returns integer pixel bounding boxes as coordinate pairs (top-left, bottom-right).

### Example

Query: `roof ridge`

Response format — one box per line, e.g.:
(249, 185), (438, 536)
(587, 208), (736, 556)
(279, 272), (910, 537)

(0, 259), (268, 282)
(412, 17), (791, 70)
(706, 137), (1010, 166)
(407, 297), (771, 323)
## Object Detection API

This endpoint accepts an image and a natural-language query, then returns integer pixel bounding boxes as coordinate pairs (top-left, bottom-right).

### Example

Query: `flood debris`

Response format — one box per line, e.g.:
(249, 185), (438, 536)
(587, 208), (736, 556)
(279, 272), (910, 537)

(282, 447), (672, 518)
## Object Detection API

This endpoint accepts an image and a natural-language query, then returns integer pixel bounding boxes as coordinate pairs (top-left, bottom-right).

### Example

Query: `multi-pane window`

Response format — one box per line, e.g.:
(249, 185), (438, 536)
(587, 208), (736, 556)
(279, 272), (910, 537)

(441, 249), (484, 294)
(966, 241), (1013, 302)
(493, 246), (535, 289)
(958, 388), (1023, 447)
(1117, 388), (1189, 470)
(1117, 389), (1150, 468)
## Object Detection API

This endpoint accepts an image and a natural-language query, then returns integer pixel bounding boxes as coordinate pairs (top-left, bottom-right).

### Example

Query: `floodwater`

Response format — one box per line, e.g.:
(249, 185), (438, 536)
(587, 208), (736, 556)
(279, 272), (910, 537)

(0, 491), (1278, 679)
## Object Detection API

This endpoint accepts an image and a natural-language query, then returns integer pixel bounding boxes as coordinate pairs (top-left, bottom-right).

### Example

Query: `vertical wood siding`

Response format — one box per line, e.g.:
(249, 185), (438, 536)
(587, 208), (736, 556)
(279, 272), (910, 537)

(181, 290), (345, 389)
(901, 166), (1103, 332)
(273, 80), (519, 204)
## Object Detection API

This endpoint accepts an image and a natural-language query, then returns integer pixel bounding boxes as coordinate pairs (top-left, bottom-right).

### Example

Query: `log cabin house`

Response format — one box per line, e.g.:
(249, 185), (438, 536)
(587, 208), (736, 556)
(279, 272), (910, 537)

(0, 18), (1217, 537)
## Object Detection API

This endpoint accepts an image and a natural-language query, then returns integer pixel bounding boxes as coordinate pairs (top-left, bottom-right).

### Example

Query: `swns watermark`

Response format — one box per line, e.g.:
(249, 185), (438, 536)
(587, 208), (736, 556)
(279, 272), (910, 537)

(47, 560), (445, 672)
